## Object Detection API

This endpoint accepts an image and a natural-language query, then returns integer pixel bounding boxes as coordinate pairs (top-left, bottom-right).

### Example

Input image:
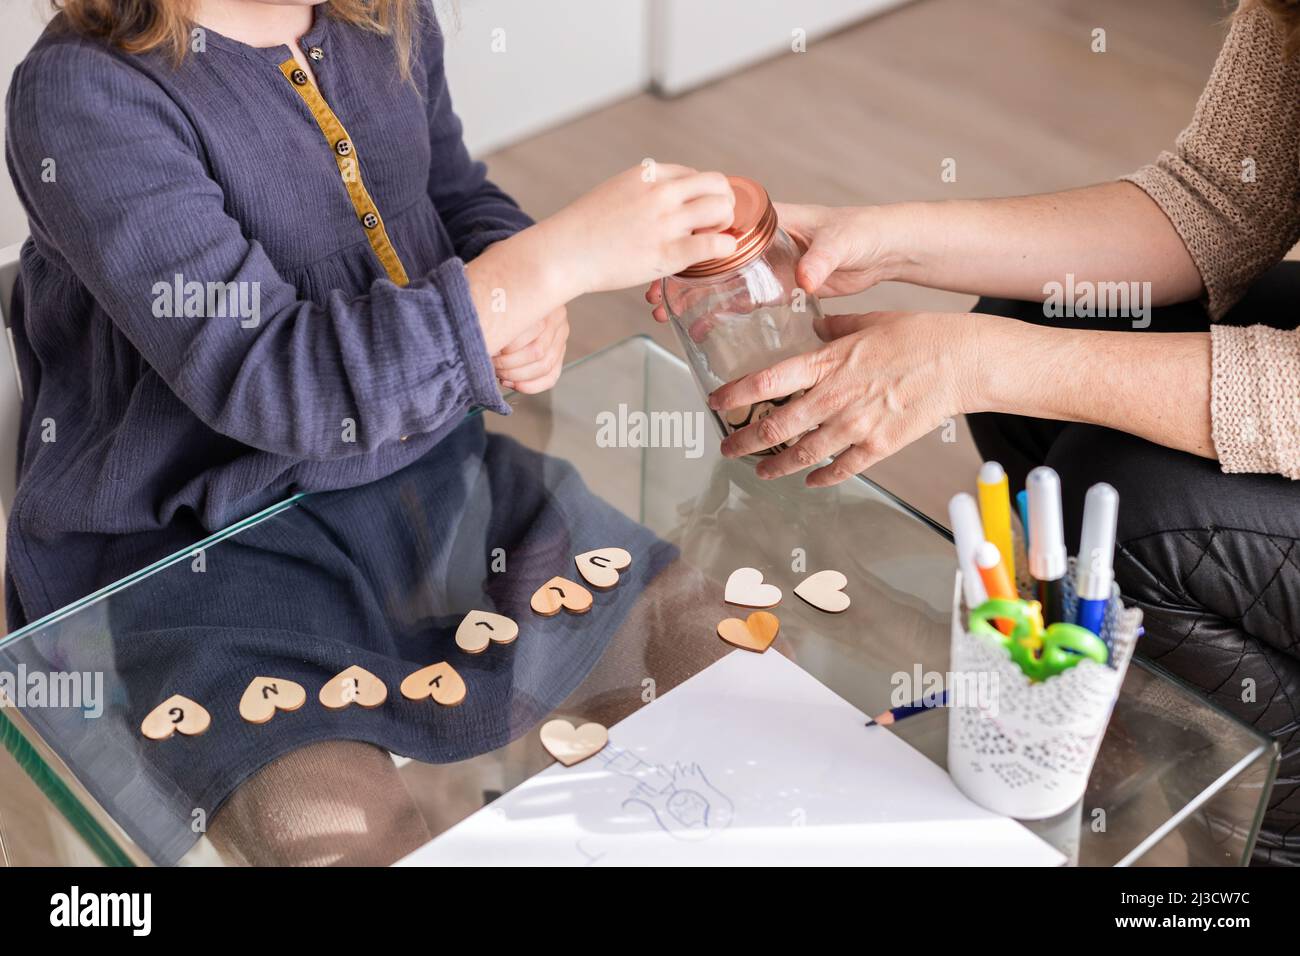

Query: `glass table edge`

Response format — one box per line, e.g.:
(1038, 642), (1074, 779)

(1112, 736), (1279, 866)
(0, 703), (140, 867)
(0, 494), (306, 650)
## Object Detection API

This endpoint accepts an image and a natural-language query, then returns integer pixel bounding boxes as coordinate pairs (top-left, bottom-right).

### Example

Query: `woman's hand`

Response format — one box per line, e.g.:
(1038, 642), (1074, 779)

(710, 311), (989, 486)
(545, 164), (737, 297)
(493, 305), (569, 394)
(773, 203), (907, 297)
(644, 201), (904, 321)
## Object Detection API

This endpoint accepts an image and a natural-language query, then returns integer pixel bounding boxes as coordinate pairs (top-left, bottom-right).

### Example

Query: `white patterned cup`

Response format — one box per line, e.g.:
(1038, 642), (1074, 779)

(946, 565), (1142, 819)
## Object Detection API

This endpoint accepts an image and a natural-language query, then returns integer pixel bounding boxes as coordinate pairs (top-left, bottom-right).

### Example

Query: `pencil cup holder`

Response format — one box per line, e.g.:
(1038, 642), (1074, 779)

(945, 564), (1142, 820)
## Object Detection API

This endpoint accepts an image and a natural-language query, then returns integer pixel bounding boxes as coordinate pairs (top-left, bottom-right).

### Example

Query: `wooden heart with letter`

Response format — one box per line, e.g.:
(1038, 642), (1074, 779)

(239, 676), (307, 724)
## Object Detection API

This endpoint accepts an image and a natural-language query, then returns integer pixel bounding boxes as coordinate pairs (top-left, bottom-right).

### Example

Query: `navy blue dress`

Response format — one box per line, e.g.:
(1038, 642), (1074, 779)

(0, 9), (668, 862)
(4, 7), (527, 625)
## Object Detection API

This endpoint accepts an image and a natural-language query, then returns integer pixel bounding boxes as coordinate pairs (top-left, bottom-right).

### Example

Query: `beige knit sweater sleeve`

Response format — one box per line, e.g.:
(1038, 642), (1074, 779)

(1121, 4), (1300, 479)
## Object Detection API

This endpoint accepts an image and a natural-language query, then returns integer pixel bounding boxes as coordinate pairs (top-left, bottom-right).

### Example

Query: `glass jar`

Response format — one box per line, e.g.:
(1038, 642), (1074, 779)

(661, 176), (824, 455)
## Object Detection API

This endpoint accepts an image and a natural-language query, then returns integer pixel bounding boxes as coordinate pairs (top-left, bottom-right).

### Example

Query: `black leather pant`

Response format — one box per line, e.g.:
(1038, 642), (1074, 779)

(968, 263), (1300, 866)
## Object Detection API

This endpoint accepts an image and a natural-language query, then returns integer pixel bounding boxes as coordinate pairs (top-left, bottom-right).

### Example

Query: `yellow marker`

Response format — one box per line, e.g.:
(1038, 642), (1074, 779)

(977, 461), (1016, 589)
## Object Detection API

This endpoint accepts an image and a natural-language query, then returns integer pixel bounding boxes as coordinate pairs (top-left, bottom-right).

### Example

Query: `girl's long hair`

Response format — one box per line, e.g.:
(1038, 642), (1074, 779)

(51, 1), (426, 77)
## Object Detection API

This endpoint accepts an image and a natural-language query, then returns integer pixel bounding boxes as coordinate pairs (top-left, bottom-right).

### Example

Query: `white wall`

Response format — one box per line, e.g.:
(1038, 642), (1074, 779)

(651, 0), (909, 96)
(0, 1), (902, 244)
(0, 0), (50, 247)
(438, 0), (650, 156)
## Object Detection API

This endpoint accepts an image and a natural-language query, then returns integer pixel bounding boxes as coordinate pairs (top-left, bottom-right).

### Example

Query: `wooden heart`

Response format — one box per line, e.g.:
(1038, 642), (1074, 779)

(574, 547), (632, 589)
(716, 611), (780, 653)
(793, 570), (851, 613)
(539, 718), (608, 767)
(239, 676), (307, 724)
(141, 694), (210, 740)
(400, 661), (466, 706)
(724, 567), (782, 608)
(530, 576), (593, 616)
(454, 610), (519, 654)
(319, 665), (387, 710)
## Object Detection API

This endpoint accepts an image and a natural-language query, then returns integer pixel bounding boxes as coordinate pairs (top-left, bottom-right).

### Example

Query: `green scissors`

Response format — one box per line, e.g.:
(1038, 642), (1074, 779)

(969, 597), (1108, 681)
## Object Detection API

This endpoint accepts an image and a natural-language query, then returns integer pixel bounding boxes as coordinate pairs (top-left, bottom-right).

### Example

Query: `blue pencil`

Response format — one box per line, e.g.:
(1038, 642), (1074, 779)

(866, 689), (950, 727)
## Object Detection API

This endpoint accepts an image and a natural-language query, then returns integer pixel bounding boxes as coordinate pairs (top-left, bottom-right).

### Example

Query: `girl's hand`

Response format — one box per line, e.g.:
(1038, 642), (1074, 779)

(709, 311), (989, 486)
(493, 306), (569, 395)
(545, 164), (738, 296)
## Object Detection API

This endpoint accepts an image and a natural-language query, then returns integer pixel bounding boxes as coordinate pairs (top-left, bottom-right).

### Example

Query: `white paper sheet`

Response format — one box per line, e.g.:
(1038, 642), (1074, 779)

(399, 650), (1065, 866)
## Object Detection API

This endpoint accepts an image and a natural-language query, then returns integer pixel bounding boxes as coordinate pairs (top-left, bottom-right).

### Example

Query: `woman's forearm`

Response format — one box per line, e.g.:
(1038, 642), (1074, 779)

(887, 182), (1204, 306)
(975, 315), (1214, 458)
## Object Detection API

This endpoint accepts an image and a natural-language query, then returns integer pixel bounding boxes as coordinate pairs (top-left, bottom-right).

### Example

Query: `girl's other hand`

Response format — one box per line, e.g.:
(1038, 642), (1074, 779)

(494, 305), (569, 395)
(546, 164), (738, 296)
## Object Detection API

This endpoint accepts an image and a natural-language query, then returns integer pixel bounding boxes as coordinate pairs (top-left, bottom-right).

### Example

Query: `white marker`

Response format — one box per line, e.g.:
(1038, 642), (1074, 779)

(948, 492), (989, 609)
(1075, 482), (1119, 635)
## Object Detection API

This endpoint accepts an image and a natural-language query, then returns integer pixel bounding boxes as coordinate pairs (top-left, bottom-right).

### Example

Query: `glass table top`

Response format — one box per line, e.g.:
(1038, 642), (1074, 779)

(0, 336), (1278, 866)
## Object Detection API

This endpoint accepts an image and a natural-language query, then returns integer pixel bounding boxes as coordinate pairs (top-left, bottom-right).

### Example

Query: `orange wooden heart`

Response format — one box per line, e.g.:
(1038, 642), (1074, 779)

(716, 611), (780, 653)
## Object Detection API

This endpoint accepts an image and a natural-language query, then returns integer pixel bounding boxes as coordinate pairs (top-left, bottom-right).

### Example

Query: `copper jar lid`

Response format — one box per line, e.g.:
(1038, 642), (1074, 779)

(675, 175), (778, 279)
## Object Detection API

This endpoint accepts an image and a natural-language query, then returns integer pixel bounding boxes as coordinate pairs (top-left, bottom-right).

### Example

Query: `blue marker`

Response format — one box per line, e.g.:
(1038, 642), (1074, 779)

(1075, 482), (1119, 637)
(1016, 489), (1030, 551)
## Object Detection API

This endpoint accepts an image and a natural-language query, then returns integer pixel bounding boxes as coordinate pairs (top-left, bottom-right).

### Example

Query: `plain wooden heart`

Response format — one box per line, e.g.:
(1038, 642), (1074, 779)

(793, 570), (851, 613)
(530, 576), (593, 616)
(724, 567), (782, 608)
(455, 610), (519, 654)
(539, 718), (608, 767)
(400, 661), (466, 706)
(574, 547), (632, 590)
(239, 676), (307, 724)
(141, 694), (211, 740)
(716, 611), (780, 653)
(319, 665), (388, 710)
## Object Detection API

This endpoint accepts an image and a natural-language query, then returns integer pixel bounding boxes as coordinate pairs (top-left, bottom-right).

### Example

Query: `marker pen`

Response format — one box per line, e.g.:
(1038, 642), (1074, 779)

(1026, 466), (1067, 626)
(977, 461), (1016, 586)
(975, 540), (1016, 635)
(948, 492), (989, 610)
(1075, 482), (1119, 636)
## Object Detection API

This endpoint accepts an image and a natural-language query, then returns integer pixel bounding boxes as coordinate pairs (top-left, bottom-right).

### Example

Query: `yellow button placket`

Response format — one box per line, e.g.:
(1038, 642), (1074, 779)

(280, 58), (410, 287)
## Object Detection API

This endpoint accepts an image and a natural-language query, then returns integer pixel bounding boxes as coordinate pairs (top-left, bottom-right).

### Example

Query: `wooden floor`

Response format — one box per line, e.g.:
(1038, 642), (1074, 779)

(0, 0), (1229, 865)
